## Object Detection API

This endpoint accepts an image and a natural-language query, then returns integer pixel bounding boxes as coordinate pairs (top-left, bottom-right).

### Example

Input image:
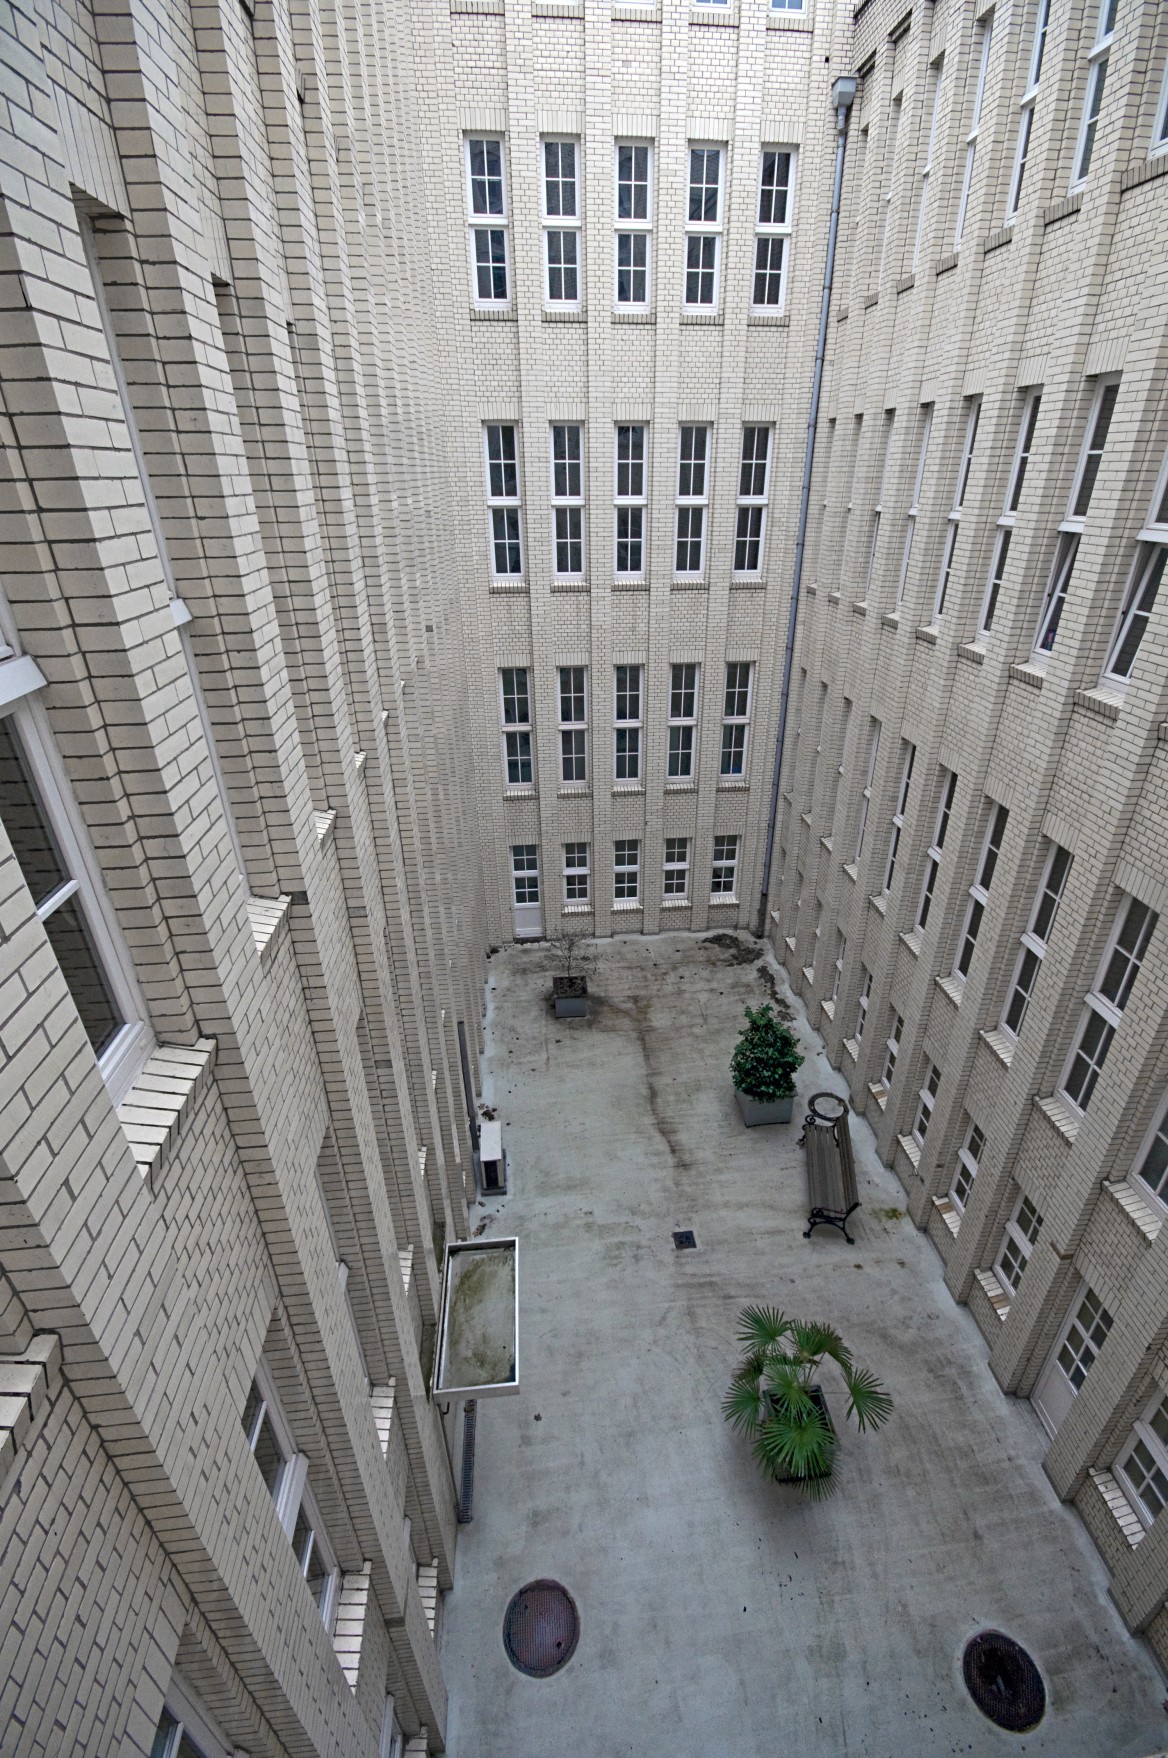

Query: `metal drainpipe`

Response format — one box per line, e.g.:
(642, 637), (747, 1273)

(757, 75), (858, 938)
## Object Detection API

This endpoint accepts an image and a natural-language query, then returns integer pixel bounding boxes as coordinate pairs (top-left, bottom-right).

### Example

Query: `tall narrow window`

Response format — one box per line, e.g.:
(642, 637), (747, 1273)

(995, 1194), (1043, 1294)
(559, 666), (587, 784)
(934, 401), (981, 619)
(1007, 0), (1051, 218)
(875, 95), (902, 286)
(854, 719), (881, 861)
(676, 427), (709, 574)
(1073, 0), (1117, 186)
(668, 663), (698, 778)
(1056, 1286), (1113, 1387)
(685, 146), (723, 307)
(950, 1118), (986, 1213)
(912, 61), (944, 269)
(1116, 1392), (1168, 1530)
(734, 428), (771, 573)
(916, 769), (957, 932)
(484, 424), (522, 575)
(551, 424), (584, 575)
(543, 140), (581, 305)
(1103, 454), (1168, 686)
(1033, 379), (1119, 656)
(877, 1012), (903, 1097)
(954, 17), (993, 247)
(466, 138), (509, 304)
(830, 930), (847, 1004)
(897, 407), (933, 608)
(1061, 895), (1158, 1111)
(720, 663), (753, 777)
(663, 837), (690, 899)
(615, 425), (647, 575)
(563, 842), (590, 903)
(614, 838), (640, 902)
(883, 742), (916, 892)
(615, 142), (652, 306)
(955, 802), (1009, 978)
(512, 844), (540, 905)
(1132, 1100), (1168, 1211)
(242, 1370), (339, 1631)
(712, 834), (739, 897)
(980, 391), (1041, 634)
(1002, 842), (1071, 1037)
(1155, 61), (1168, 159)
(753, 148), (794, 308)
(614, 665), (643, 782)
(863, 412), (895, 599)
(854, 970), (873, 1043)
(499, 668), (533, 786)
(912, 1062), (941, 1145)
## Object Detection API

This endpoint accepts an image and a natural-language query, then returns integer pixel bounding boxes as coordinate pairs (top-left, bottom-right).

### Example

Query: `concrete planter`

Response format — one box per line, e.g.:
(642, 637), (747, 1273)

(552, 977), (588, 1018)
(734, 1088), (795, 1126)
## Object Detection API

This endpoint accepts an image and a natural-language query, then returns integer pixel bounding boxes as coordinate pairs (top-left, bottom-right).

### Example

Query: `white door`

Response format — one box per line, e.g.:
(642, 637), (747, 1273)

(1032, 1281), (1113, 1436)
(511, 843), (543, 938)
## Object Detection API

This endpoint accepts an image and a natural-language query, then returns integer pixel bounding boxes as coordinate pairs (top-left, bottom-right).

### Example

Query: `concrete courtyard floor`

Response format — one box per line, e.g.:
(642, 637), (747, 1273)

(439, 933), (1167, 1757)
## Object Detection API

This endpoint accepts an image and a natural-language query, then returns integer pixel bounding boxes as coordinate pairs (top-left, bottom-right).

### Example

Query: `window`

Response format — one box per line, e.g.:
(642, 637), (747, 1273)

(1103, 455), (1168, 685)
(1155, 58), (1168, 158)
(995, 1193), (1043, 1294)
(466, 138), (509, 304)
(720, 663), (752, 777)
(854, 970), (872, 1043)
(614, 838), (640, 901)
(734, 428), (771, 573)
(615, 425), (647, 574)
(563, 842), (590, 903)
(912, 60), (944, 269)
(955, 802), (1009, 978)
(242, 1372), (294, 1504)
(380, 1702), (406, 1758)
(980, 392), (1041, 634)
(151, 1684), (230, 1758)
(875, 96), (902, 286)
(676, 427), (709, 573)
(512, 844), (540, 904)
(551, 425), (584, 575)
(862, 413), (895, 600)
(1073, 0), (1117, 186)
(897, 407), (933, 608)
(559, 666), (587, 784)
(830, 930), (847, 1003)
(1056, 1286), (1113, 1388)
(883, 742), (916, 892)
(916, 769), (957, 932)
(934, 401), (981, 619)
(1062, 895), (1158, 1111)
(499, 668), (533, 786)
(615, 142), (652, 305)
(954, 16), (993, 247)
(668, 663), (698, 778)
(685, 146), (723, 307)
(1007, 0), (1051, 217)
(913, 1062), (941, 1145)
(1002, 842), (1071, 1036)
(753, 149), (794, 308)
(290, 1490), (340, 1629)
(615, 665), (642, 781)
(771, 0), (805, 11)
(242, 1369), (339, 1632)
(854, 719), (881, 861)
(878, 1012), (903, 1096)
(711, 834), (739, 897)
(1117, 1393), (1168, 1529)
(484, 425), (522, 575)
(543, 139), (581, 305)
(663, 837), (690, 899)
(950, 1118), (986, 1213)
(1033, 379), (1119, 656)
(1133, 1101), (1168, 1210)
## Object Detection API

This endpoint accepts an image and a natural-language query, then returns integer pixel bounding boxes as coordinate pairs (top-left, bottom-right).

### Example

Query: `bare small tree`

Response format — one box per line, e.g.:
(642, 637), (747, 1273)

(547, 927), (594, 986)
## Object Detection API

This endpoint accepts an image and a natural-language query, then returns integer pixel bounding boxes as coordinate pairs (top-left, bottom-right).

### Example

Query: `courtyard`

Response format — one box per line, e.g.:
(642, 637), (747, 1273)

(440, 934), (1167, 1757)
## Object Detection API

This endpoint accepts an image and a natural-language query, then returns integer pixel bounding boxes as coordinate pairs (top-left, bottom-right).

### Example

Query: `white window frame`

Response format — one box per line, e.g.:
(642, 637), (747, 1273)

(1032, 377), (1119, 659)
(667, 662), (699, 779)
(734, 427), (772, 574)
(465, 137), (510, 307)
(752, 148), (795, 311)
(615, 424), (648, 576)
(381, 1699), (406, 1758)
(771, 0), (805, 12)
(995, 1192), (1043, 1294)
(979, 391), (1041, 634)
(663, 836), (690, 900)
(684, 144), (723, 309)
(854, 969), (872, 1043)
(614, 664), (643, 782)
(511, 843), (540, 905)
(933, 400), (981, 620)
(720, 662), (753, 777)
(915, 769), (957, 933)
(152, 1678), (232, 1758)
(290, 1480), (342, 1635)
(1072, 0), (1117, 189)
(954, 801), (1009, 980)
(876, 1011), (903, 1097)
(484, 424), (523, 578)
(897, 406), (933, 608)
(1116, 1392), (1168, 1530)
(854, 719), (881, 861)
(675, 426), (710, 576)
(558, 665), (588, 786)
(711, 833), (739, 899)
(1006, 0), (1051, 218)
(563, 841), (590, 904)
(499, 667), (534, 788)
(830, 929), (847, 1003)
(883, 742), (916, 892)
(862, 412), (895, 600)
(242, 1366), (340, 1631)
(1131, 1098), (1168, 1213)
(912, 59), (944, 270)
(550, 424), (585, 577)
(1001, 841), (1071, 1039)
(542, 138), (582, 308)
(950, 1118), (986, 1214)
(613, 838), (640, 903)
(912, 1061), (941, 1146)
(1054, 1284), (1113, 1389)
(1102, 451), (1168, 688)
(953, 15), (993, 248)
(1154, 56), (1168, 159)
(615, 141), (653, 307)
(1060, 895), (1158, 1114)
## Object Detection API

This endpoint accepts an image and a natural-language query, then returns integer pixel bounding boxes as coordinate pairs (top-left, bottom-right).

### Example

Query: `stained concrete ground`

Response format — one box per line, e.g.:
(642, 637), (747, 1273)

(439, 933), (1167, 1757)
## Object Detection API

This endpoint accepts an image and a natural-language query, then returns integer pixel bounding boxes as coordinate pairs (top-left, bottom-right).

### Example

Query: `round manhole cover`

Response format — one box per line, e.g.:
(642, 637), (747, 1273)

(503, 1579), (579, 1678)
(962, 1630), (1046, 1732)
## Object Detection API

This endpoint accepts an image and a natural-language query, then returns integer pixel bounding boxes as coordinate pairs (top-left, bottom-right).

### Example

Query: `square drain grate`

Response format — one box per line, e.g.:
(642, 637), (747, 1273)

(673, 1229), (697, 1250)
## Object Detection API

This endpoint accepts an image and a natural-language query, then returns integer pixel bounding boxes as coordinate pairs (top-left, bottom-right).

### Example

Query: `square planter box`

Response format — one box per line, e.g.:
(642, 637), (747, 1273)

(769, 1384), (836, 1483)
(553, 977), (588, 1018)
(735, 1088), (795, 1126)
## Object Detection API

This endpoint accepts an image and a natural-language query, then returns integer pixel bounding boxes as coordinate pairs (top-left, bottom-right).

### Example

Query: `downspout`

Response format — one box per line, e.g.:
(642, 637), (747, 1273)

(757, 75), (858, 937)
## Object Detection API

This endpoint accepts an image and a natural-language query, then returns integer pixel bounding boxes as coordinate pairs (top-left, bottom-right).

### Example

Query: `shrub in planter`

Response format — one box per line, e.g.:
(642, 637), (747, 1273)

(730, 1003), (803, 1124)
(549, 929), (593, 1017)
(723, 1306), (892, 1499)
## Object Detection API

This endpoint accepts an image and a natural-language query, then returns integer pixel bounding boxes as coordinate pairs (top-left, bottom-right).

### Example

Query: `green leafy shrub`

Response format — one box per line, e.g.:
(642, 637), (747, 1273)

(729, 1003), (803, 1101)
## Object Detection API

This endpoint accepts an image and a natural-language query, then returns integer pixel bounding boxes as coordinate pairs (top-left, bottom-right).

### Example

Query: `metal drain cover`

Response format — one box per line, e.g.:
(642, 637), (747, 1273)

(503, 1580), (579, 1677)
(673, 1229), (697, 1249)
(962, 1630), (1046, 1732)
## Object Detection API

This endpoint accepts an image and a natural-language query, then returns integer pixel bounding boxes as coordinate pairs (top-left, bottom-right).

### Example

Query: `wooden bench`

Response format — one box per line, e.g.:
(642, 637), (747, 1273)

(799, 1091), (860, 1243)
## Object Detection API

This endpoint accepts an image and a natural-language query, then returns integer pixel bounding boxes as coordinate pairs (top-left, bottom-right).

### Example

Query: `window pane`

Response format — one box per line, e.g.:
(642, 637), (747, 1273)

(251, 1408), (286, 1500)
(0, 715), (68, 907)
(42, 895), (121, 1057)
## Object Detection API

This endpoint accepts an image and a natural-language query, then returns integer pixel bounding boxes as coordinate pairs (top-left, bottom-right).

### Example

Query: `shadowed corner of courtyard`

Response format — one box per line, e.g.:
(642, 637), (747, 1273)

(439, 932), (1168, 1758)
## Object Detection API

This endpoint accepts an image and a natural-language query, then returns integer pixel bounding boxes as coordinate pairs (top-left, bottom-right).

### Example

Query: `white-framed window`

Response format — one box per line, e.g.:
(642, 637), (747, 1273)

(954, 15), (993, 247)
(883, 741), (916, 892)
(675, 426), (709, 574)
(1072, 0), (1117, 187)
(1033, 378), (1119, 657)
(242, 1368), (340, 1632)
(684, 145), (723, 308)
(1061, 894), (1158, 1112)
(854, 719), (881, 861)
(559, 665), (587, 784)
(1103, 453), (1168, 686)
(916, 769), (957, 933)
(499, 667), (533, 787)
(484, 424), (523, 576)
(614, 665), (642, 781)
(752, 148), (795, 309)
(663, 836), (690, 899)
(1002, 842), (1071, 1037)
(615, 424), (647, 574)
(862, 412), (895, 600)
(614, 838), (640, 901)
(875, 95), (903, 285)
(954, 801), (1009, 979)
(1006, 0), (1051, 218)
(912, 59), (944, 269)
(551, 424), (584, 575)
(668, 663), (698, 778)
(897, 406), (933, 608)
(1132, 1100), (1168, 1211)
(995, 1192), (1043, 1293)
(771, 0), (805, 12)
(1056, 1285), (1113, 1386)
(950, 1117), (986, 1213)
(465, 137), (509, 305)
(934, 400), (981, 619)
(830, 930), (847, 1003)
(877, 1011), (903, 1096)
(1116, 1392), (1168, 1529)
(854, 970), (873, 1043)
(734, 428), (771, 573)
(152, 1679), (231, 1758)
(563, 841), (590, 903)
(512, 844), (540, 904)
(1154, 56), (1168, 158)
(980, 391), (1042, 634)
(542, 138), (581, 306)
(615, 142), (652, 305)
(380, 1699), (406, 1758)
(720, 662), (752, 777)
(711, 833), (739, 898)
(912, 1061), (941, 1145)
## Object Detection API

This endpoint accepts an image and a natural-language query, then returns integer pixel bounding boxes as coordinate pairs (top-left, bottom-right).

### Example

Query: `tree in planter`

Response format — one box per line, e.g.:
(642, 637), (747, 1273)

(548, 928), (593, 989)
(729, 1003), (803, 1101)
(722, 1305), (893, 1499)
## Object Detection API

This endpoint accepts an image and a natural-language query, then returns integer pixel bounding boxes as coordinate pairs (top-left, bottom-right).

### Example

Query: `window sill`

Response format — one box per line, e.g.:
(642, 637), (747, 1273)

(612, 900), (643, 911)
(1103, 1180), (1162, 1244)
(935, 972), (963, 1006)
(1074, 685), (1122, 722)
(558, 785), (591, 798)
(664, 780), (697, 792)
(899, 930), (921, 958)
(470, 306), (517, 320)
(661, 898), (691, 910)
(503, 785), (536, 799)
(550, 580), (590, 593)
(247, 894), (292, 966)
(1120, 152), (1168, 195)
(542, 308), (587, 322)
(716, 778), (749, 791)
(611, 309), (655, 323)
(851, 599), (869, 617)
(935, 250), (959, 277)
(488, 580), (529, 595)
(868, 1082), (888, 1111)
(1087, 1469), (1146, 1548)
(864, 291), (880, 310)
(820, 835), (833, 853)
(746, 310), (791, 327)
(821, 997), (836, 1021)
(974, 1267), (1011, 1321)
(895, 273), (915, 295)
(784, 935), (797, 955)
(869, 891), (887, 916)
(801, 966), (815, 986)
(452, 0), (504, 11)
(983, 225), (1013, 255)
(880, 610), (900, 631)
(897, 1133), (922, 1169)
(1043, 190), (1084, 228)
(958, 640), (986, 667)
(709, 893), (738, 905)
(690, 3), (738, 24)
(1035, 1090), (1081, 1145)
(979, 1024), (1014, 1067)
(0, 1334), (62, 1491)
(932, 1195), (961, 1237)
(842, 1036), (859, 1064)
(612, 783), (644, 795)
(612, 1), (660, 16)
(672, 577), (710, 591)
(842, 862), (858, 884)
(1010, 660), (1046, 690)
(315, 808), (337, 844)
(766, 8), (811, 26)
(117, 1039), (217, 1189)
(613, 577), (648, 590)
(915, 623), (939, 646)
(562, 902), (594, 916)
(679, 311), (724, 326)
(534, 0), (582, 12)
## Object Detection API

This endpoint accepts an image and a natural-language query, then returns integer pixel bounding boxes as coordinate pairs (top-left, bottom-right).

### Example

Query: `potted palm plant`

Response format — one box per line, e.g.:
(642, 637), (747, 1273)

(723, 1306), (892, 1498)
(730, 1003), (803, 1125)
